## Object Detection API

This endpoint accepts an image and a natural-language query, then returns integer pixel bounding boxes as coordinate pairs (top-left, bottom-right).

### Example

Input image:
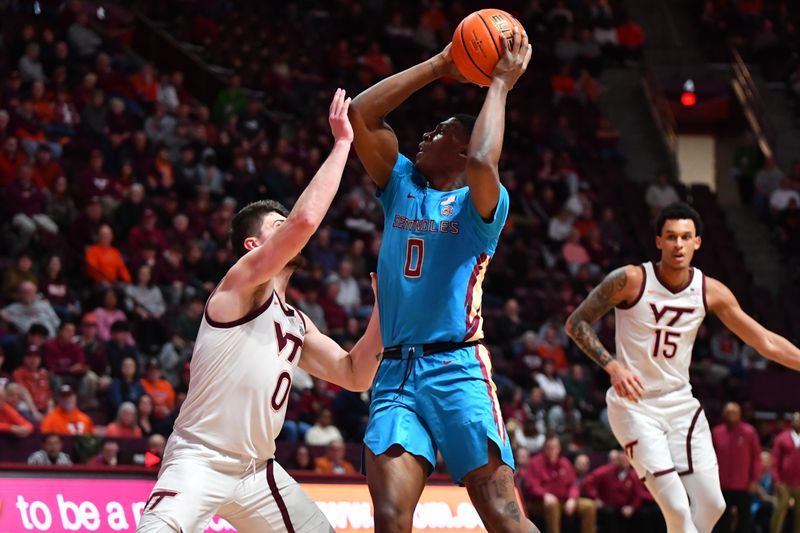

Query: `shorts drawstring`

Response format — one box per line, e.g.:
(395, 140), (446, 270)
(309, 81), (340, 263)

(394, 347), (415, 399)
(245, 457), (257, 479)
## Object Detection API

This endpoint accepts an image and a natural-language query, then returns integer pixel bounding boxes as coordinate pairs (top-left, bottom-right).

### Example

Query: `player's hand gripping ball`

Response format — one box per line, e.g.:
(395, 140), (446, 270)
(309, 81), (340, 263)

(450, 9), (526, 86)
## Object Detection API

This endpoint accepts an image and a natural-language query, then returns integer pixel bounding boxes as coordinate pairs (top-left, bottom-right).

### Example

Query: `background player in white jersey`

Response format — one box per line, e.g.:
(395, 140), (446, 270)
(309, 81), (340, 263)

(565, 202), (800, 533)
(137, 89), (384, 533)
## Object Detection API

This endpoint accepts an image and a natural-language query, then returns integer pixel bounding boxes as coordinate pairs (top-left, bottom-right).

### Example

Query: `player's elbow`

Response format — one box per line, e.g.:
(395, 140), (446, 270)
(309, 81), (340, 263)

(288, 212), (319, 236)
(564, 313), (579, 339)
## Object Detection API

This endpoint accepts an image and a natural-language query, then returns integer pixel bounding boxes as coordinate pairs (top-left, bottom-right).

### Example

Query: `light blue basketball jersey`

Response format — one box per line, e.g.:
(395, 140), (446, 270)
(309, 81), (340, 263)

(376, 154), (509, 347)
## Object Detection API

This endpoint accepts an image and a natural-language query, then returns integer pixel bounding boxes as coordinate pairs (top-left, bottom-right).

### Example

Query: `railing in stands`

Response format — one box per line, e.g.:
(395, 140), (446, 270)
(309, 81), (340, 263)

(731, 48), (776, 160)
(641, 62), (680, 180)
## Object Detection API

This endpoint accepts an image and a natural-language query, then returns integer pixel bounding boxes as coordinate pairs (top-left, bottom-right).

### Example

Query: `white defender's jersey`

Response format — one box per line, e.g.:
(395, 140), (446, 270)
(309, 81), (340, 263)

(174, 289), (306, 460)
(614, 261), (706, 396)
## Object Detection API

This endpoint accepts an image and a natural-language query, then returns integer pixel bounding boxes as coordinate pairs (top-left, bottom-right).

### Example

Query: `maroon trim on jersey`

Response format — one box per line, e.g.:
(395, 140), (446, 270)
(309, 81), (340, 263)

(463, 253), (489, 341)
(653, 262), (694, 294)
(267, 459), (295, 533)
(702, 273), (708, 314)
(653, 467), (677, 477)
(678, 407), (703, 477)
(274, 291), (296, 318)
(204, 289), (274, 329)
(617, 264), (647, 309)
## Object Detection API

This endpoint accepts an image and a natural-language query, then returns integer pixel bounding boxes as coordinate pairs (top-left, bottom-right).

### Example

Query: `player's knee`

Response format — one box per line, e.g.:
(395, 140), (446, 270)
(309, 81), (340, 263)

(373, 500), (413, 528)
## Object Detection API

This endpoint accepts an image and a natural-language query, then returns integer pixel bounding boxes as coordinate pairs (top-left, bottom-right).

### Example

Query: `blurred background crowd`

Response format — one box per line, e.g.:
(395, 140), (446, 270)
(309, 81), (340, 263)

(0, 1), (798, 532)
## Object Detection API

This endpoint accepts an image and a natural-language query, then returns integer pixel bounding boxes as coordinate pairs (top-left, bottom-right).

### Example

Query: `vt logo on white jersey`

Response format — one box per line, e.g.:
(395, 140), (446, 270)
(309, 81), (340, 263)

(649, 303), (696, 358)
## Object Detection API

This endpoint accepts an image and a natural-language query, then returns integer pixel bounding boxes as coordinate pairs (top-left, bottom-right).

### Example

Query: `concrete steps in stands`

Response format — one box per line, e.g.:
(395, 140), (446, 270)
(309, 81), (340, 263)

(599, 68), (671, 184)
(720, 204), (788, 292)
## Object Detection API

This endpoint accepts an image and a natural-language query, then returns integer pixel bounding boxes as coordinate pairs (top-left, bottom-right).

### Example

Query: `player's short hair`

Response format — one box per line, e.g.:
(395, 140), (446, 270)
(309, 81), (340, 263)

(452, 114), (477, 138)
(230, 199), (289, 257)
(655, 202), (704, 237)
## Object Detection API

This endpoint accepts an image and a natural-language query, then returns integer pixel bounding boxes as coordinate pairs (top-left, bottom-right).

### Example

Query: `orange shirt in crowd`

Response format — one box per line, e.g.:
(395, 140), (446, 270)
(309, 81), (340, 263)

(551, 74), (576, 96)
(12, 366), (52, 412)
(140, 378), (175, 418)
(537, 344), (569, 372)
(131, 74), (157, 103)
(0, 403), (34, 433)
(0, 150), (28, 186)
(85, 244), (132, 284)
(314, 457), (356, 475)
(616, 22), (645, 48)
(40, 406), (94, 435)
(105, 422), (143, 438)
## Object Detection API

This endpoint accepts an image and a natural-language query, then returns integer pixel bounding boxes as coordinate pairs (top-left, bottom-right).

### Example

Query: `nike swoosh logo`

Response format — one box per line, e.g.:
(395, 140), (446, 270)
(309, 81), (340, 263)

(407, 194), (416, 199)
(443, 360), (453, 365)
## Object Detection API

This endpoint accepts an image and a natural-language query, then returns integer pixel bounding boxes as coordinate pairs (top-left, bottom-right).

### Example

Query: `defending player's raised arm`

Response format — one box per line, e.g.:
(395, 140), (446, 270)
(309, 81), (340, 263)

(349, 48), (457, 188)
(298, 274), (383, 392)
(566, 265), (645, 400)
(224, 90), (352, 291)
(706, 277), (800, 371)
(465, 28), (531, 219)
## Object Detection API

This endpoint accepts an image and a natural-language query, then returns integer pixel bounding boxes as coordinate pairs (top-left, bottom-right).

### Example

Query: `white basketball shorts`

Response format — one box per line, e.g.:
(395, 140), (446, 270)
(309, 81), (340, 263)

(606, 386), (718, 480)
(136, 432), (332, 533)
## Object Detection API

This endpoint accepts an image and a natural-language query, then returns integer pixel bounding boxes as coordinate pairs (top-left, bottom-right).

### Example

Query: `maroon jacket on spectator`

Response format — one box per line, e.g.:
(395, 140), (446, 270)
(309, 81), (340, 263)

(581, 463), (641, 509)
(43, 337), (87, 376)
(772, 429), (800, 487)
(5, 177), (46, 216)
(519, 453), (580, 501)
(712, 421), (761, 491)
(128, 210), (168, 253)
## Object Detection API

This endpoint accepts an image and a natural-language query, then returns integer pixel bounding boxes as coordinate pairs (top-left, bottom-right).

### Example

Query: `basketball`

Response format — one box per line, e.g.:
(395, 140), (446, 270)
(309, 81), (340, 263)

(451, 9), (524, 86)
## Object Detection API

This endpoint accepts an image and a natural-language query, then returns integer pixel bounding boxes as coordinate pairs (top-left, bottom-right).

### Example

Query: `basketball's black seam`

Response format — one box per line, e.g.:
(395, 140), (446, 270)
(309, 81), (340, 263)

(460, 21), (491, 82)
(476, 12), (502, 59)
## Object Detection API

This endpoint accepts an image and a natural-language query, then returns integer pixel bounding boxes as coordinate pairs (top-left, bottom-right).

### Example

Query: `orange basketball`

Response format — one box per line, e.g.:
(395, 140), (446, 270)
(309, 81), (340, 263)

(451, 9), (524, 87)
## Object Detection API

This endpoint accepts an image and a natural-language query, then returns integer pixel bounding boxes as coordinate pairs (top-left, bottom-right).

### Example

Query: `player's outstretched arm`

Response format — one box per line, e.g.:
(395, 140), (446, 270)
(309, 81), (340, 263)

(224, 89), (352, 291)
(706, 277), (800, 371)
(349, 48), (457, 188)
(465, 28), (531, 219)
(565, 265), (645, 401)
(298, 274), (382, 392)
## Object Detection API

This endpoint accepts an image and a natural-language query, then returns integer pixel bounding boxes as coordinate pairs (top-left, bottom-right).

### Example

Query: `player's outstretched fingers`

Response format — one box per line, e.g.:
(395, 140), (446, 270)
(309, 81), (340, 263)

(513, 27), (522, 55)
(329, 88), (341, 117)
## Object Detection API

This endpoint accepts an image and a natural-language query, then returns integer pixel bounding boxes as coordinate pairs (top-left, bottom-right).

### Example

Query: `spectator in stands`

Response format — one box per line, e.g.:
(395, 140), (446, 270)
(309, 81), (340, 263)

(769, 178), (800, 219)
(147, 433), (167, 462)
(564, 364), (596, 416)
(770, 412), (800, 533)
(105, 401), (142, 438)
(305, 408), (344, 447)
(158, 296), (203, 386)
(4, 381), (39, 422)
(78, 312), (107, 378)
(1, 281), (60, 337)
(752, 450), (774, 533)
(46, 175), (78, 231)
(512, 418), (546, 455)
(85, 225), (132, 286)
(79, 150), (117, 207)
(43, 320), (90, 395)
(2, 252), (37, 302)
(548, 208), (575, 244)
(89, 439), (120, 466)
(40, 255), (80, 321)
(40, 384), (94, 436)
(573, 453), (591, 485)
(285, 444), (314, 471)
(0, 137), (28, 188)
(319, 279), (347, 337)
(644, 171), (680, 216)
(7, 163), (59, 249)
(67, 12), (102, 59)
(328, 260), (361, 316)
(520, 436), (597, 533)
(12, 344), (52, 414)
(315, 439), (356, 475)
(31, 145), (63, 192)
(535, 360), (567, 404)
(108, 357), (144, 415)
(139, 358), (175, 420)
(0, 385), (34, 437)
(18, 42), (45, 83)
(297, 288), (327, 335)
(582, 450), (641, 532)
(125, 264), (166, 351)
(712, 402), (761, 533)
(616, 13), (645, 63)
(754, 157), (784, 218)
(548, 395), (583, 450)
(27, 433), (72, 465)
(536, 322), (569, 372)
(212, 74), (246, 125)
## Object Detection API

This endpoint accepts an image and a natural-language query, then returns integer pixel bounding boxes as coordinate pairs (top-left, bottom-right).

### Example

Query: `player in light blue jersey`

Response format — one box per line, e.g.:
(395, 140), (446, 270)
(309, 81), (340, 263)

(349, 30), (537, 533)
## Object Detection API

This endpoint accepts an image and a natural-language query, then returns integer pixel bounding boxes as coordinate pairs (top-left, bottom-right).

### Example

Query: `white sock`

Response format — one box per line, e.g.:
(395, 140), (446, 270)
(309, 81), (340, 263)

(644, 471), (699, 533)
(680, 468), (726, 533)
